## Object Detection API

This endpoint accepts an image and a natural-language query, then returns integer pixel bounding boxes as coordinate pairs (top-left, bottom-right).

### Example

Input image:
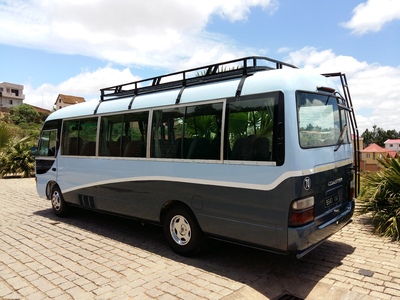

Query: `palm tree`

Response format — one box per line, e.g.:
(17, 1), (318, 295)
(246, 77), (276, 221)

(358, 157), (400, 241)
(0, 122), (12, 150)
(0, 136), (35, 178)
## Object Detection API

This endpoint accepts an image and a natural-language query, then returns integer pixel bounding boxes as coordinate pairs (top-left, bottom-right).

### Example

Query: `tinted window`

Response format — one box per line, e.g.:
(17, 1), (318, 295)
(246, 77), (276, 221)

(151, 103), (223, 159)
(38, 120), (60, 157)
(61, 118), (98, 156)
(38, 129), (58, 157)
(99, 112), (148, 157)
(227, 95), (278, 161)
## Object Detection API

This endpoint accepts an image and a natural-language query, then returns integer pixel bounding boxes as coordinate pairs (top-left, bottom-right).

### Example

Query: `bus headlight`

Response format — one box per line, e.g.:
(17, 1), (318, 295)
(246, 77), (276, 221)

(289, 196), (314, 226)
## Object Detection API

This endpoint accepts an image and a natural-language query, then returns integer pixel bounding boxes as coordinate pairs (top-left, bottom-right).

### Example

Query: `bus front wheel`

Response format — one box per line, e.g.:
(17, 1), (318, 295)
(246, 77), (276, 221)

(51, 185), (69, 217)
(163, 206), (203, 256)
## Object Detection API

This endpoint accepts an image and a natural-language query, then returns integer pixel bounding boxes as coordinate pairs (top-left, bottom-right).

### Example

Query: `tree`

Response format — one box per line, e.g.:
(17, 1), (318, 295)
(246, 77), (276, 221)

(8, 104), (40, 125)
(0, 136), (35, 178)
(358, 157), (400, 241)
(361, 125), (400, 147)
(0, 122), (12, 150)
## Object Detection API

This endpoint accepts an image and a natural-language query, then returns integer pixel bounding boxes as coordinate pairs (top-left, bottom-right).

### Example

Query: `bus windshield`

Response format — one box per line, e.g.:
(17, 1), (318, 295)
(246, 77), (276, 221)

(297, 92), (349, 148)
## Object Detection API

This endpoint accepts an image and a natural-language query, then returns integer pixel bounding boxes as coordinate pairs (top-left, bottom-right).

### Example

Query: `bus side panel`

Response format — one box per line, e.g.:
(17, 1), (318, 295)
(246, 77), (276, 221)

(60, 179), (293, 252)
(195, 181), (294, 251)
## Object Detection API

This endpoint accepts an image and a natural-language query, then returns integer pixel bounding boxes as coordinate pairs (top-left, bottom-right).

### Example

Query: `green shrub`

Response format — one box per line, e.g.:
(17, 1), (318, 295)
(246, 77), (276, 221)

(0, 136), (35, 178)
(9, 104), (40, 125)
(358, 157), (400, 241)
(0, 122), (12, 150)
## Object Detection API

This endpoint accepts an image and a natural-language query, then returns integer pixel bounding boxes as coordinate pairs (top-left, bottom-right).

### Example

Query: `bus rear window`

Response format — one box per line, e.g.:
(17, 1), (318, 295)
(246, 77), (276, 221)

(297, 92), (349, 148)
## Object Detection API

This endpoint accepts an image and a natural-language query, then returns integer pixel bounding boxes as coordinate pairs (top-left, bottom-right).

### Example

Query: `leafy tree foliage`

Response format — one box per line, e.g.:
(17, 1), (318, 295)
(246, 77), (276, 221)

(362, 125), (400, 147)
(0, 136), (35, 178)
(358, 157), (400, 241)
(8, 104), (41, 125)
(0, 105), (49, 178)
(0, 122), (12, 150)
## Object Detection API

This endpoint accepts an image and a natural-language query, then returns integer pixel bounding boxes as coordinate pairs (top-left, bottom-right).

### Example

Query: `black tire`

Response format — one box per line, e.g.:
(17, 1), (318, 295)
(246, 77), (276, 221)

(51, 185), (69, 217)
(163, 206), (203, 256)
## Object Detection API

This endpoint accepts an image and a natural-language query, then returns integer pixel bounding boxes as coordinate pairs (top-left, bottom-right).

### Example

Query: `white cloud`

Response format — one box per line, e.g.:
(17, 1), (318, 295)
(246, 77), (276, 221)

(24, 67), (139, 110)
(0, 0), (276, 68)
(342, 0), (400, 35)
(277, 47), (291, 54)
(3, 0), (277, 112)
(26, 46), (400, 135)
(5, 0), (398, 134)
(24, 45), (400, 134)
(287, 47), (400, 132)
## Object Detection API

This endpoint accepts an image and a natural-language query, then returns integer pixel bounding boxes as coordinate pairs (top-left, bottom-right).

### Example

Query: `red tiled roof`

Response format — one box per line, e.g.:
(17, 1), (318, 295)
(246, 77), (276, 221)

(384, 139), (400, 144)
(361, 143), (388, 153)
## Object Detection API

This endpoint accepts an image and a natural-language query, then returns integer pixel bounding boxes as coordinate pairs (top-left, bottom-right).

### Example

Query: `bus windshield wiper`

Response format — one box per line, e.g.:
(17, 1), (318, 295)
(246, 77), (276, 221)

(337, 103), (352, 111)
(334, 124), (347, 151)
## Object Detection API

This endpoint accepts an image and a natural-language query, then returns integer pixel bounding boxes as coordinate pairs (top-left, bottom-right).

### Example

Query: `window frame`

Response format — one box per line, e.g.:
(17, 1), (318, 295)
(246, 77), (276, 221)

(37, 120), (61, 158)
(56, 91), (284, 166)
(149, 99), (225, 162)
(60, 116), (99, 156)
(225, 91), (284, 166)
(99, 110), (149, 158)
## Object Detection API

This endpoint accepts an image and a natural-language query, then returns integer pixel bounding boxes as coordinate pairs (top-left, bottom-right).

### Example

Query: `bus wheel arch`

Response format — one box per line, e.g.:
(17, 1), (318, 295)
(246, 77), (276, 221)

(46, 181), (58, 200)
(161, 201), (204, 256)
(50, 184), (69, 217)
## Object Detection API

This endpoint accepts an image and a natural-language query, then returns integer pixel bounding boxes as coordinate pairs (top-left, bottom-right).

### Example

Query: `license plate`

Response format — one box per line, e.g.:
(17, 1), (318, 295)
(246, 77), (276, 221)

(324, 194), (339, 208)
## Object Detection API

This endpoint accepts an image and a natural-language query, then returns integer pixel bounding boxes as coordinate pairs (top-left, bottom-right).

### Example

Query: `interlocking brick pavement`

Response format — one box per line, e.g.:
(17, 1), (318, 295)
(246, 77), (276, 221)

(0, 178), (399, 299)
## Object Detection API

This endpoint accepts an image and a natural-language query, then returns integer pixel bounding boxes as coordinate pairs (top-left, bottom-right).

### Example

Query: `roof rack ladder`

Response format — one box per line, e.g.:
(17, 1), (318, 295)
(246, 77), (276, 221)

(323, 72), (360, 197)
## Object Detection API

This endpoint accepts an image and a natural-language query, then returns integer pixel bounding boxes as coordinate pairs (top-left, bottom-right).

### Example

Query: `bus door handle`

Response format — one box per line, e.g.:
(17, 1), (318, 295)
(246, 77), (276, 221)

(52, 168), (57, 172)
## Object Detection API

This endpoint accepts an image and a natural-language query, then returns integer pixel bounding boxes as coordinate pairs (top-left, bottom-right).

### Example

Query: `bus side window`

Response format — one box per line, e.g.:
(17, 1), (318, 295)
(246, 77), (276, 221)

(151, 108), (184, 158)
(123, 112), (148, 157)
(62, 118), (98, 156)
(227, 95), (277, 162)
(151, 103), (223, 160)
(37, 120), (60, 157)
(184, 103), (223, 160)
(99, 115), (124, 156)
(38, 129), (58, 157)
(99, 112), (149, 157)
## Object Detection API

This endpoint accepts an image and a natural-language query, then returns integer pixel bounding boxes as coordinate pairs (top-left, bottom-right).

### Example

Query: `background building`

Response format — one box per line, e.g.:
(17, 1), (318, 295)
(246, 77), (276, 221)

(360, 143), (398, 172)
(54, 94), (85, 110)
(0, 82), (25, 112)
(384, 139), (400, 153)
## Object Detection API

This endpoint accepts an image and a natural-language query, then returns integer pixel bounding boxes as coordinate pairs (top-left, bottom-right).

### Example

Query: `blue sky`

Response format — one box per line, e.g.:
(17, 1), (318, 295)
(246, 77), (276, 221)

(1, 0), (399, 133)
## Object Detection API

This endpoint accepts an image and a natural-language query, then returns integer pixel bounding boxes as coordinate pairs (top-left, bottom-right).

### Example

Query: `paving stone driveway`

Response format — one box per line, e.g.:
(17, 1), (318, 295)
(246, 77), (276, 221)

(0, 178), (399, 300)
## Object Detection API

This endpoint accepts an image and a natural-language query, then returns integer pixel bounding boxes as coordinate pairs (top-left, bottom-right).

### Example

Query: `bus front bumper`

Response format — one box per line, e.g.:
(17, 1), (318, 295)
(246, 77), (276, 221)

(287, 199), (355, 258)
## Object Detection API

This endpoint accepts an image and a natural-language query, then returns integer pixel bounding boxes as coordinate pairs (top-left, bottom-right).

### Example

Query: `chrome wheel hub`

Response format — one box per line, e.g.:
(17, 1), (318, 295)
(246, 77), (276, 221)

(170, 215), (191, 245)
(52, 191), (61, 211)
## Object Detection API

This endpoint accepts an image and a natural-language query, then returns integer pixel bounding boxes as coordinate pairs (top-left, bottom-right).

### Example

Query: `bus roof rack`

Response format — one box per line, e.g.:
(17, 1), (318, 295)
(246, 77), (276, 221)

(99, 56), (297, 102)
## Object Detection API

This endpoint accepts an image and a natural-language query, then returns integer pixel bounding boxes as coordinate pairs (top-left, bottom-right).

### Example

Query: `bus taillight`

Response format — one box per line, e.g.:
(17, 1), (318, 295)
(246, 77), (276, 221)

(289, 196), (314, 226)
(349, 167), (355, 200)
(349, 181), (355, 200)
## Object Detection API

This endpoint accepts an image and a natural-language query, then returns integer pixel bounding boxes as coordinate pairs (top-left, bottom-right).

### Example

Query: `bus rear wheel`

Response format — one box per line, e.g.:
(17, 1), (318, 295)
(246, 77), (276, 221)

(163, 206), (203, 256)
(51, 185), (68, 217)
